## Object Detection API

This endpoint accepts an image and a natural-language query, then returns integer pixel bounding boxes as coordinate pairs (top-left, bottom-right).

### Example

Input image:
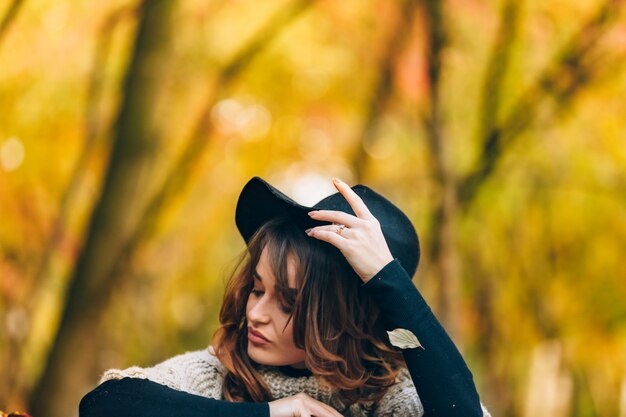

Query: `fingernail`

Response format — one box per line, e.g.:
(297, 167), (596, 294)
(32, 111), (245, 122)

(332, 177), (340, 184)
(305, 228), (312, 234)
(308, 211), (316, 216)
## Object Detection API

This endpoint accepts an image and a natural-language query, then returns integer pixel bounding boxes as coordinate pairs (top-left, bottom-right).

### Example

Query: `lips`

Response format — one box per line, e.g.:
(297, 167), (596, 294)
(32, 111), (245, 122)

(248, 327), (270, 343)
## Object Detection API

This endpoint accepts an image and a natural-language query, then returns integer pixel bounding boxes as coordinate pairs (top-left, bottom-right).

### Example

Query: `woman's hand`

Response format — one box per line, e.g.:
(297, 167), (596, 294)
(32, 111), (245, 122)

(268, 393), (343, 417)
(305, 177), (394, 283)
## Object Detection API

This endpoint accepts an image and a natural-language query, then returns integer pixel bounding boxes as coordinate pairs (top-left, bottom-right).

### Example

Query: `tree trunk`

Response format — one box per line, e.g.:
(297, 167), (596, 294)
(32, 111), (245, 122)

(28, 2), (176, 416)
(104, 0), (317, 291)
(425, 115), (460, 336)
(420, 0), (461, 336)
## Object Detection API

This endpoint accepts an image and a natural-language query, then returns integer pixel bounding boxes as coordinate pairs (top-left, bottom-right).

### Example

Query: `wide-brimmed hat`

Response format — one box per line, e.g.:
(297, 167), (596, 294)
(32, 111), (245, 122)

(235, 176), (420, 277)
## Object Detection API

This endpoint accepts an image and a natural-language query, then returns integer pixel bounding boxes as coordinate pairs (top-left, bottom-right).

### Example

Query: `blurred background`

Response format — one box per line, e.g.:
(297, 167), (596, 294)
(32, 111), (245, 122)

(1, 0), (625, 416)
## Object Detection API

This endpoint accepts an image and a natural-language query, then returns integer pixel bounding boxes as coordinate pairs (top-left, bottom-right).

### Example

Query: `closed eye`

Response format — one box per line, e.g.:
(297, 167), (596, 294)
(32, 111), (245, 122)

(251, 289), (264, 297)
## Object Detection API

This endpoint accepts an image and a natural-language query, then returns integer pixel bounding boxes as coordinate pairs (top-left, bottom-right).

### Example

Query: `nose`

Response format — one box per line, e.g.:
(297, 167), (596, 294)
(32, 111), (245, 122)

(247, 296), (271, 325)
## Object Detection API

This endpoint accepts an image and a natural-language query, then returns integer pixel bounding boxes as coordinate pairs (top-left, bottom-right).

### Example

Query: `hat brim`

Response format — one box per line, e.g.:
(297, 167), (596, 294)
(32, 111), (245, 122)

(235, 177), (322, 244)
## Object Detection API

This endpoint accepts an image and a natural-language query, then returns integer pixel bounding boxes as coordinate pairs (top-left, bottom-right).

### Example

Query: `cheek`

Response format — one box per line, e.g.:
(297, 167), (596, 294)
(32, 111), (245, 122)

(282, 321), (305, 361)
(278, 319), (297, 348)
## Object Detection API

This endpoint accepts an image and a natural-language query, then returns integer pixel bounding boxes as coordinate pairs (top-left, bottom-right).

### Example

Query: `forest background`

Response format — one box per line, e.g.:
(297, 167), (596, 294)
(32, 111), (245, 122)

(1, 0), (625, 416)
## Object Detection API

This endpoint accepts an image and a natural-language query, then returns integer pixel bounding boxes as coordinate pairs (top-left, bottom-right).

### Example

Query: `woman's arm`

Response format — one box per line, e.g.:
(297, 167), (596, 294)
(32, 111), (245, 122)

(303, 177), (488, 415)
(362, 259), (486, 417)
(79, 377), (269, 417)
(80, 377), (343, 417)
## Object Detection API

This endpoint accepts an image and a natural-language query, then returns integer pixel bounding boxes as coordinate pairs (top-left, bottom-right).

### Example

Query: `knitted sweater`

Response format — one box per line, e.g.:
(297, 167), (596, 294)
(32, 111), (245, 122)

(81, 259), (491, 417)
(98, 347), (424, 417)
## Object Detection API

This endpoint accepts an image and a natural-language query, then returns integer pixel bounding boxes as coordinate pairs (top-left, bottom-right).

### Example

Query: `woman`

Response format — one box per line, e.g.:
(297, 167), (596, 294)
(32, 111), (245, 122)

(80, 176), (490, 417)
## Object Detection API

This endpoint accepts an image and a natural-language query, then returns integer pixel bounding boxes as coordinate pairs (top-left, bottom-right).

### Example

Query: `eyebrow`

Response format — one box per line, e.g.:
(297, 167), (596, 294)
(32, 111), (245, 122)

(253, 270), (298, 294)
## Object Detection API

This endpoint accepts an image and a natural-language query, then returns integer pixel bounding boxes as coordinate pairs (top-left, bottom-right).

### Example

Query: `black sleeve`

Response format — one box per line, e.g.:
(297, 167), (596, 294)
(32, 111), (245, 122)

(79, 377), (269, 417)
(361, 259), (483, 417)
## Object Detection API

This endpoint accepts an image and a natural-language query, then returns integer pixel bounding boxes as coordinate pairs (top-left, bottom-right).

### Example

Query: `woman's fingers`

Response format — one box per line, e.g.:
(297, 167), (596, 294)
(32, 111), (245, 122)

(305, 227), (347, 250)
(331, 177), (374, 220)
(308, 224), (351, 236)
(308, 209), (359, 227)
(307, 398), (343, 417)
(268, 393), (342, 417)
(308, 177), (376, 225)
(306, 177), (394, 282)
(301, 393), (343, 417)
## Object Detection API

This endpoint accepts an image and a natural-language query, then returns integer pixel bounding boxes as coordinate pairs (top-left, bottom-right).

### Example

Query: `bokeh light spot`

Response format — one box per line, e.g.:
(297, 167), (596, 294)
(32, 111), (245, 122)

(211, 98), (272, 140)
(1, 137), (25, 172)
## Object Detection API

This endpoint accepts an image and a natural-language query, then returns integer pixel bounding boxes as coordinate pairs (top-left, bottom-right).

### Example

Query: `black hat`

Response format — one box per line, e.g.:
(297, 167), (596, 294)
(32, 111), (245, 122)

(235, 176), (420, 277)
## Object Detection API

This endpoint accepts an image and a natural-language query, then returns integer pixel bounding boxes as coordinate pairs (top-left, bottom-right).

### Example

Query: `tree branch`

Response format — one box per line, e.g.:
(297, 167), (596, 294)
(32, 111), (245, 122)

(135, 1), (313, 241)
(475, 0), (522, 145)
(31, 3), (140, 302)
(0, 0), (24, 47)
(351, 0), (419, 182)
(99, 0), (318, 303)
(459, 0), (624, 207)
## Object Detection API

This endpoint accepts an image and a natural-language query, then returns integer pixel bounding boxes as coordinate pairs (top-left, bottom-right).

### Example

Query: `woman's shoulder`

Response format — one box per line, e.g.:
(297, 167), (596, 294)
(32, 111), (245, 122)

(99, 346), (226, 399)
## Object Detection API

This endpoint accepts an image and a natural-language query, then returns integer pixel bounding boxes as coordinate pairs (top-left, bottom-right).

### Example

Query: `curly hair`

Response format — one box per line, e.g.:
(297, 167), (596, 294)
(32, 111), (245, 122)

(211, 216), (404, 405)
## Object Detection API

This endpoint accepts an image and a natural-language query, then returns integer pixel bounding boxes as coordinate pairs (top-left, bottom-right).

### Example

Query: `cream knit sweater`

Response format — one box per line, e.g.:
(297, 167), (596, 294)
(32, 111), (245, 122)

(100, 347), (490, 417)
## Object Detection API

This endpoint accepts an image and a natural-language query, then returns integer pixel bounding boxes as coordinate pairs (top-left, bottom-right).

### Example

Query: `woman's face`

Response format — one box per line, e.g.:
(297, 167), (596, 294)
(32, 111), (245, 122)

(245, 246), (307, 369)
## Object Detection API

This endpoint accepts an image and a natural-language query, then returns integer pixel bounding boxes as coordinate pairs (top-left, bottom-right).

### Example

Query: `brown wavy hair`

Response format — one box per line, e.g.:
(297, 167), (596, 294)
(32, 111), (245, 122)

(211, 216), (405, 405)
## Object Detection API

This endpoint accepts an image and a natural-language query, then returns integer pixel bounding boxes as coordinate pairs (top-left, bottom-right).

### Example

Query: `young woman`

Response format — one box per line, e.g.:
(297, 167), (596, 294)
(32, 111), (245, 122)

(79, 176), (490, 417)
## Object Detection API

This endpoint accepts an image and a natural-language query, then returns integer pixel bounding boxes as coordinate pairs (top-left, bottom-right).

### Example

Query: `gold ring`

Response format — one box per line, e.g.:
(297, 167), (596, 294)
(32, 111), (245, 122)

(335, 224), (346, 235)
